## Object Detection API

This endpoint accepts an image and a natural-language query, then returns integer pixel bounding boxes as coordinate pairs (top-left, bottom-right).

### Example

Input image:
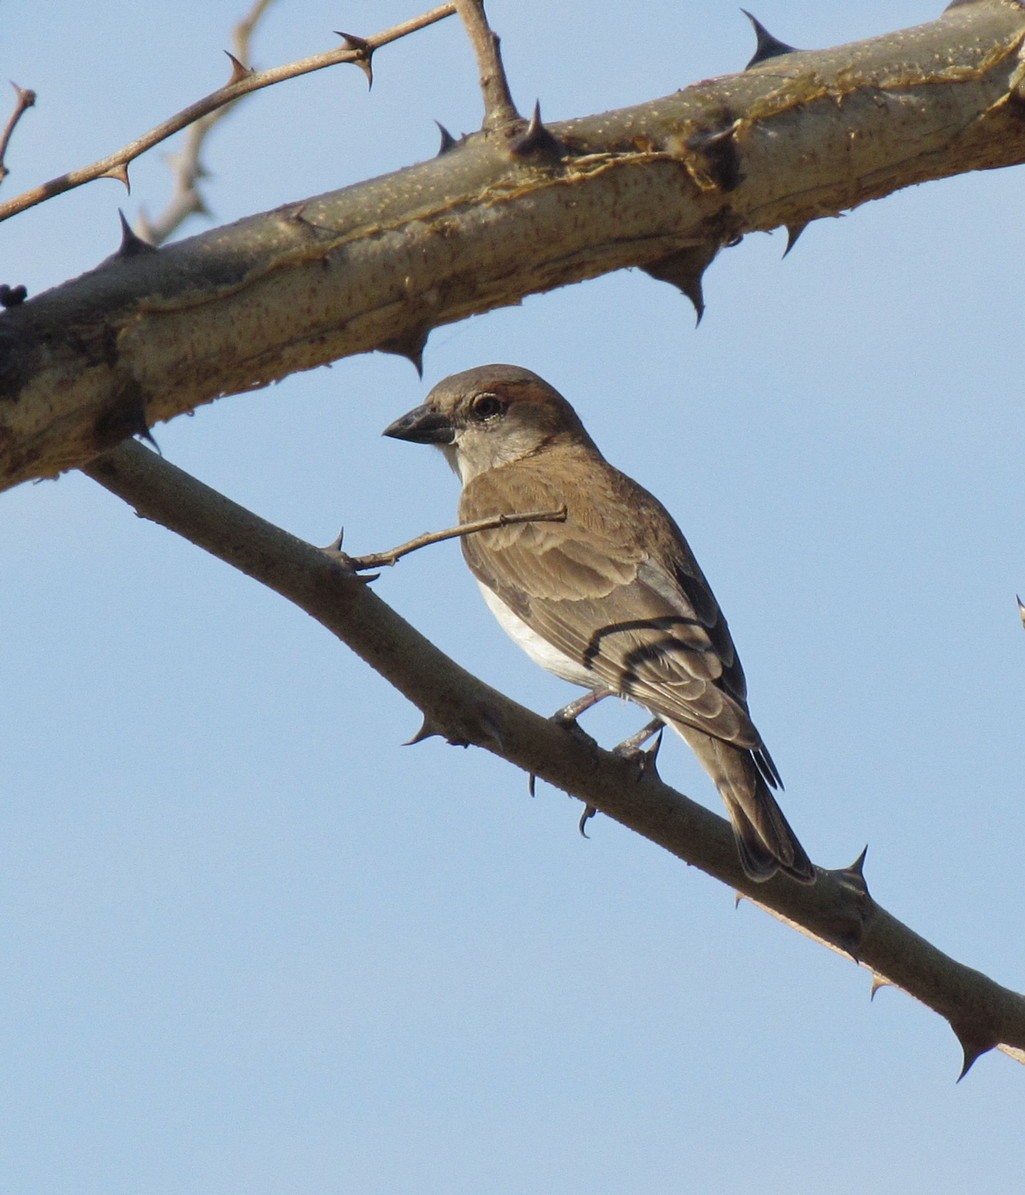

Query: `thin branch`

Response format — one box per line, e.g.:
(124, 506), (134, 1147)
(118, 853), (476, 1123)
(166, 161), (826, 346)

(0, 4), (456, 225)
(0, 82), (36, 186)
(80, 439), (1025, 1075)
(336, 507), (567, 571)
(454, 0), (520, 130)
(137, 0), (279, 245)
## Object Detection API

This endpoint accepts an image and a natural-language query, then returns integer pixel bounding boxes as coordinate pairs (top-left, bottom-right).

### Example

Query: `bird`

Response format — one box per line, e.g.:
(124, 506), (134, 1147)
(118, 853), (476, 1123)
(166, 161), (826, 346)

(383, 364), (814, 884)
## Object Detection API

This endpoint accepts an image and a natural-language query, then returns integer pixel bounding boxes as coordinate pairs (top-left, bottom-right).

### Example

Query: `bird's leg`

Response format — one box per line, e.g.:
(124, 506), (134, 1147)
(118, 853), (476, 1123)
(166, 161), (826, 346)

(528, 687), (612, 797)
(552, 686), (612, 725)
(578, 717), (665, 837)
(614, 717), (665, 764)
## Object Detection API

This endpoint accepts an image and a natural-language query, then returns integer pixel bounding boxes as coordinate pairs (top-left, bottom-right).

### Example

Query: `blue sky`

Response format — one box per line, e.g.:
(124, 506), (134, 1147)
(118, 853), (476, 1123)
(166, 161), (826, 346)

(4, 2), (1025, 1191)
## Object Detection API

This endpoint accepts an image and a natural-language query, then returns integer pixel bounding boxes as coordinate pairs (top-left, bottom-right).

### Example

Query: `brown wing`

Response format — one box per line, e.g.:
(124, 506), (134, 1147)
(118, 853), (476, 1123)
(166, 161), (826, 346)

(459, 449), (773, 764)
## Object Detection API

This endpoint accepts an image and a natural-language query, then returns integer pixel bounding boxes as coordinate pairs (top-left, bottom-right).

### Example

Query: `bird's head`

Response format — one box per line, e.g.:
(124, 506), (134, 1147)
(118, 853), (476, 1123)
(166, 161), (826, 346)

(383, 364), (593, 483)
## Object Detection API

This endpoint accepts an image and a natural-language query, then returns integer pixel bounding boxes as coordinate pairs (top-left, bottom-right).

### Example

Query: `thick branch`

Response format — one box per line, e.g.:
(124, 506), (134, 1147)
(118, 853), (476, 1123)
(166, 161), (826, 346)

(4, 1), (1025, 491)
(81, 439), (1025, 1074)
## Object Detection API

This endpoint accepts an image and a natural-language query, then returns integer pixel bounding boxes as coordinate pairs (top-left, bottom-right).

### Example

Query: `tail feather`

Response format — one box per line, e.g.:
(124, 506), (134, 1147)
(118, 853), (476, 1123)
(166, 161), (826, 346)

(669, 721), (815, 884)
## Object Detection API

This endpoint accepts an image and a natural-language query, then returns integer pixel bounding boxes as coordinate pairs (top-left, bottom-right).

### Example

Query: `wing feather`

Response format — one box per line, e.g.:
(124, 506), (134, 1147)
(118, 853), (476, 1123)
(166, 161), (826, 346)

(459, 451), (765, 754)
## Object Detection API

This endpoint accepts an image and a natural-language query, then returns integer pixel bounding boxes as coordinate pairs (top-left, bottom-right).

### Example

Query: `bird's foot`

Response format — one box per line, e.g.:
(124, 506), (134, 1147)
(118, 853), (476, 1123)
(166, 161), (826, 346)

(613, 718), (665, 780)
(577, 718), (664, 837)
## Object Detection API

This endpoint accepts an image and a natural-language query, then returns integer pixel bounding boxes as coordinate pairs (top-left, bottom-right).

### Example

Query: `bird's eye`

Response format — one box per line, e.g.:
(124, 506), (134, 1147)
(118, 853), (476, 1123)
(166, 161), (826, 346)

(470, 392), (506, 422)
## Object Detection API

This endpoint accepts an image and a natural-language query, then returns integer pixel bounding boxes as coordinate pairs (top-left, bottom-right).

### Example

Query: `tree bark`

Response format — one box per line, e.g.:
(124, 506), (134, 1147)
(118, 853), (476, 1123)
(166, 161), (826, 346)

(2, 0), (1024, 490)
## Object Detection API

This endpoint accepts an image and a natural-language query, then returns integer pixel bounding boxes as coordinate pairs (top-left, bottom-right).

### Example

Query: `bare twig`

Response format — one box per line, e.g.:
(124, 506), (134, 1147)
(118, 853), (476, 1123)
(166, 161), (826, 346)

(454, 0), (520, 130)
(0, 82), (37, 186)
(0, 4), (456, 225)
(335, 507), (567, 571)
(137, 0), (278, 245)
(80, 439), (1025, 1074)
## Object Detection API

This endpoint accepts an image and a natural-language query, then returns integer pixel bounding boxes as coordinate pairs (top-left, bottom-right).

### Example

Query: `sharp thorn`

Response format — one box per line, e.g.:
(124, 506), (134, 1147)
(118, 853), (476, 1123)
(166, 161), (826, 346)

(954, 1028), (994, 1082)
(742, 9), (799, 68)
(336, 32), (374, 89)
(578, 804), (596, 838)
(135, 424), (162, 454)
(435, 120), (458, 156)
(640, 244), (718, 324)
(101, 162), (131, 192)
(848, 844), (869, 877)
(869, 975), (891, 1001)
(528, 772), (537, 798)
(224, 50), (253, 85)
(116, 209), (156, 257)
(783, 222), (808, 257)
(378, 327), (429, 378)
(403, 714), (444, 746)
(509, 100), (561, 158)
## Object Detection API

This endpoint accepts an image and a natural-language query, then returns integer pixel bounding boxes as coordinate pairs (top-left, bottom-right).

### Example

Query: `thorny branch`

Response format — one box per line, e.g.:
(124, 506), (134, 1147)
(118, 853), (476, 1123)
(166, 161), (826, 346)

(0, 82), (36, 186)
(454, 0), (520, 130)
(332, 507), (568, 572)
(81, 439), (1025, 1077)
(0, 3), (457, 225)
(136, 0), (277, 244)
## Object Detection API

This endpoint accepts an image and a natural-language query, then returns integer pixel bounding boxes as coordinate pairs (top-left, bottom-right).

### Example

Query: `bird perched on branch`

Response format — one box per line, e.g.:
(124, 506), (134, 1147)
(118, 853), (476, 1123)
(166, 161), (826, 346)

(384, 364), (814, 884)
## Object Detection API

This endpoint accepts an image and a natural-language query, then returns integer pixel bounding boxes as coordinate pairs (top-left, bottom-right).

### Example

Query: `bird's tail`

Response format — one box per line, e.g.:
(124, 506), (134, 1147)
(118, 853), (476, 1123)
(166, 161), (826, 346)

(669, 722), (815, 884)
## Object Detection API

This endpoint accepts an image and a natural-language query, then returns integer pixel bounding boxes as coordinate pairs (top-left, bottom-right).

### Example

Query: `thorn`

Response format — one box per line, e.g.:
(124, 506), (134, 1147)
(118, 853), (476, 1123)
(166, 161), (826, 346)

(644, 725), (665, 777)
(12, 81), (37, 108)
(403, 714), (444, 746)
(1017, 594), (1025, 628)
(435, 120), (458, 156)
(336, 32), (374, 89)
(847, 844), (869, 878)
(378, 326), (429, 378)
(224, 50), (253, 86)
(734, 892), (743, 909)
(953, 1024), (995, 1082)
(116, 210), (156, 257)
(783, 222), (807, 257)
(509, 100), (561, 159)
(528, 772), (537, 797)
(135, 424), (162, 454)
(742, 9), (799, 69)
(0, 283), (27, 307)
(578, 804), (596, 838)
(475, 705), (506, 753)
(640, 243), (719, 324)
(869, 975), (891, 1002)
(101, 162), (131, 192)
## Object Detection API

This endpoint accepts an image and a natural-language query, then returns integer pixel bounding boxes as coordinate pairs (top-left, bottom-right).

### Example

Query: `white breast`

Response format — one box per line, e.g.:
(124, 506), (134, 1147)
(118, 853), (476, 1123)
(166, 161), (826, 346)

(476, 581), (598, 690)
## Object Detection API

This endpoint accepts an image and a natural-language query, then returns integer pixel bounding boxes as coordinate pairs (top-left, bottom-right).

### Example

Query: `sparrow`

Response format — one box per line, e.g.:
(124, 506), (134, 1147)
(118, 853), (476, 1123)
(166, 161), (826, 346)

(383, 365), (814, 884)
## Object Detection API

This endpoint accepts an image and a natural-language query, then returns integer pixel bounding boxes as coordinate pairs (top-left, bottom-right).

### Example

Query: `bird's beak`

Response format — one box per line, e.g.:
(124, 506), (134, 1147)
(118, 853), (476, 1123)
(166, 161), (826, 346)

(382, 403), (456, 445)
